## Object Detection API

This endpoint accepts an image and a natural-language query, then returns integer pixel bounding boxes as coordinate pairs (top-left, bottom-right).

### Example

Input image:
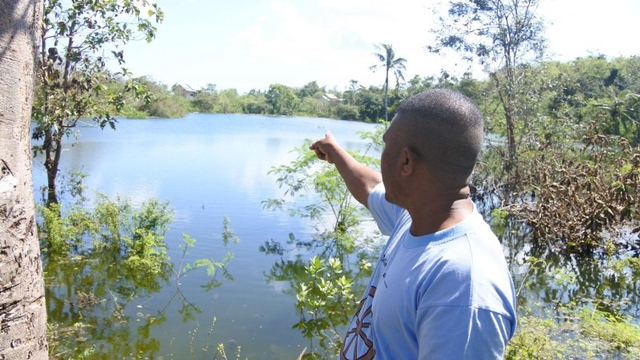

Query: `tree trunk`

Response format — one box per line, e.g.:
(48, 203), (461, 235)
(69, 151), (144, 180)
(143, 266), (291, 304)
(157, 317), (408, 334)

(0, 0), (48, 359)
(43, 128), (59, 205)
(384, 68), (389, 122)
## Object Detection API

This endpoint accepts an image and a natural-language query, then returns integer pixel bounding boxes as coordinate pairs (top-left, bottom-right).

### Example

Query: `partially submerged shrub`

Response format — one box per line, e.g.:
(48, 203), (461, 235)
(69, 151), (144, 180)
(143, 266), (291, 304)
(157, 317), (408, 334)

(506, 126), (640, 254)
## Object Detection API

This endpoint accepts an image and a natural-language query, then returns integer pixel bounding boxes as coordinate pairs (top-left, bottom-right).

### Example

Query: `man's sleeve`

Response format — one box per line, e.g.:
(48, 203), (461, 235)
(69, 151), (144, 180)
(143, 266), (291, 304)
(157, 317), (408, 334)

(367, 183), (404, 236)
(417, 306), (513, 360)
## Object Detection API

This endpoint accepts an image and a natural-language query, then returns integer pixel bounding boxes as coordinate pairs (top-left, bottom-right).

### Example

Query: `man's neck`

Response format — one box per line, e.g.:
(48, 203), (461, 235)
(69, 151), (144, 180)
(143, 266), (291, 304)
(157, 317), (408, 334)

(407, 194), (474, 236)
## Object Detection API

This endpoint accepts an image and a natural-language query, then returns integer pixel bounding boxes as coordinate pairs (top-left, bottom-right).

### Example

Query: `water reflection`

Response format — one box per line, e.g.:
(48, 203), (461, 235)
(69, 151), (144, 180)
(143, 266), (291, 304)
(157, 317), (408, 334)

(42, 201), (237, 359)
(36, 115), (381, 359)
(44, 248), (170, 358)
(261, 232), (377, 359)
(259, 141), (383, 358)
(475, 190), (640, 324)
(35, 115), (639, 358)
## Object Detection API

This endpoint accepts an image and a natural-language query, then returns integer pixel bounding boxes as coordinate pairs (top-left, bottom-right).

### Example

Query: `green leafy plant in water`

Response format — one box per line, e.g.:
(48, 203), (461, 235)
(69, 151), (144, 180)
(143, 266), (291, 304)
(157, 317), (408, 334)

(577, 307), (640, 357)
(294, 256), (357, 358)
(173, 217), (238, 292)
(263, 133), (384, 358)
(264, 140), (378, 235)
(506, 304), (640, 360)
(39, 194), (174, 359)
(508, 254), (640, 359)
(39, 191), (240, 359)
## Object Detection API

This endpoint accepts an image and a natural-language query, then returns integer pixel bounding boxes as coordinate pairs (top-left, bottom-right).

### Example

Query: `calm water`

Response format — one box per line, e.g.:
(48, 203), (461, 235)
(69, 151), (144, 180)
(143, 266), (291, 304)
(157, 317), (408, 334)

(33, 114), (382, 359)
(33, 113), (640, 359)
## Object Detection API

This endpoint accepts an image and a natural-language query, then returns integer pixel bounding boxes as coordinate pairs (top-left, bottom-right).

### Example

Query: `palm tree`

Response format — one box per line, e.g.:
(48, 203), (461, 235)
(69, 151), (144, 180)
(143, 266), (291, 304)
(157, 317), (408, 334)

(370, 43), (407, 122)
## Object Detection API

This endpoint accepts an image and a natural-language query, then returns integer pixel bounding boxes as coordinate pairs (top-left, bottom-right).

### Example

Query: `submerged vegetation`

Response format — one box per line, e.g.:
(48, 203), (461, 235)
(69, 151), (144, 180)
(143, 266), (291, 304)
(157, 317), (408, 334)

(37, 178), (238, 359)
(35, 52), (640, 357)
(261, 127), (640, 358)
(28, 0), (640, 358)
(261, 138), (382, 358)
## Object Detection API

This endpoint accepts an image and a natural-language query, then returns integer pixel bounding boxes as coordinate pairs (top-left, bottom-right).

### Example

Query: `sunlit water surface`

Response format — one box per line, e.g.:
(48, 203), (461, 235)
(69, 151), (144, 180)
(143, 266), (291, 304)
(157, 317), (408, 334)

(33, 113), (640, 359)
(34, 114), (382, 359)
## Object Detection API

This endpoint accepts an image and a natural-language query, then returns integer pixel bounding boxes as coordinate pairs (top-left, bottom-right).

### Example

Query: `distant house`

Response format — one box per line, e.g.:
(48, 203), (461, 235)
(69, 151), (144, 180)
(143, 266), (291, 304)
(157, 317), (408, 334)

(172, 84), (197, 99)
(322, 93), (342, 102)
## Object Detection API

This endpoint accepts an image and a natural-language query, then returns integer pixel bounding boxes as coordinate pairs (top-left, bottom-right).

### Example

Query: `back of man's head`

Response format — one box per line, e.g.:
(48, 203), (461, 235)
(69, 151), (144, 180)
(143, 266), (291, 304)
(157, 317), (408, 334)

(395, 88), (484, 187)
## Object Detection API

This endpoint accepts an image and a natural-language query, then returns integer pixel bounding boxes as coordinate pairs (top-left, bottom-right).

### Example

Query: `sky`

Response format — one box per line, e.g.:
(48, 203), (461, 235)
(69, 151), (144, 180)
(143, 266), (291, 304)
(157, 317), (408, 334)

(118, 0), (640, 94)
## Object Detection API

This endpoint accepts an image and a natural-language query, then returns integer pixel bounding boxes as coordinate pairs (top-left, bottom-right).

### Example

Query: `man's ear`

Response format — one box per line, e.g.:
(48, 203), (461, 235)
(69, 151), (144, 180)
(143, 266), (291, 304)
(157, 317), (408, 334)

(400, 147), (416, 176)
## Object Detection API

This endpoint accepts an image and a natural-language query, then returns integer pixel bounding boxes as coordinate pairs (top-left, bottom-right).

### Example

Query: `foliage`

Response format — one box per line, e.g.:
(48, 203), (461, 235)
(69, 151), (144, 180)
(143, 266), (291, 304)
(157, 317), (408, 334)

(430, 0), (546, 173)
(39, 189), (238, 359)
(334, 103), (360, 121)
(137, 78), (190, 118)
(32, 0), (164, 204)
(39, 194), (173, 273)
(191, 86), (218, 113)
(502, 245), (640, 360)
(240, 90), (269, 115)
(575, 307), (640, 357)
(370, 43), (407, 122)
(504, 308), (640, 360)
(262, 135), (383, 357)
(298, 96), (333, 118)
(298, 81), (325, 99)
(40, 194), (174, 358)
(266, 83), (300, 115)
(502, 124), (640, 254)
(591, 88), (640, 145)
(294, 257), (357, 358)
(264, 141), (378, 234)
(404, 74), (435, 97)
(538, 56), (640, 141)
(216, 89), (243, 113)
(353, 85), (385, 122)
(173, 218), (238, 292)
(506, 293), (640, 359)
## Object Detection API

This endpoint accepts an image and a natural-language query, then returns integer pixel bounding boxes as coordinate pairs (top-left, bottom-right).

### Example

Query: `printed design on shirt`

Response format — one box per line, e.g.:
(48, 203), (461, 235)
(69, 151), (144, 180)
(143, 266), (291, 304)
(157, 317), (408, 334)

(380, 252), (388, 288)
(339, 286), (376, 360)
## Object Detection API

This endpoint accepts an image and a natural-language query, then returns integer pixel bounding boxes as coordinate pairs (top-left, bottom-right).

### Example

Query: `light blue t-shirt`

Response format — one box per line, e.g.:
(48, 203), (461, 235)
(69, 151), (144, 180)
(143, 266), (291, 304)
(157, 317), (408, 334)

(338, 183), (517, 360)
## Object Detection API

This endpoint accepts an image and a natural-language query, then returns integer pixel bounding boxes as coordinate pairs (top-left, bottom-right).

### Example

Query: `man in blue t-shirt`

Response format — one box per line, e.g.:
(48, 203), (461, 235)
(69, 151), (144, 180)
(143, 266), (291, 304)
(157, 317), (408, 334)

(309, 89), (517, 359)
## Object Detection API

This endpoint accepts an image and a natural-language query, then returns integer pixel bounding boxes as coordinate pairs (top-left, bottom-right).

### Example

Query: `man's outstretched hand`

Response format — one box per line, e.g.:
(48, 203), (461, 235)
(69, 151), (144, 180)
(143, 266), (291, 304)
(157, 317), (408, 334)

(309, 131), (339, 164)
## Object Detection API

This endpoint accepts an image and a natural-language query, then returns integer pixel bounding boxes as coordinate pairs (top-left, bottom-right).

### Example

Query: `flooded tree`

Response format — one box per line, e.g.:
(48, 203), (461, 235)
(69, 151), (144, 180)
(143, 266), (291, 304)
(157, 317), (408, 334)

(32, 0), (164, 204)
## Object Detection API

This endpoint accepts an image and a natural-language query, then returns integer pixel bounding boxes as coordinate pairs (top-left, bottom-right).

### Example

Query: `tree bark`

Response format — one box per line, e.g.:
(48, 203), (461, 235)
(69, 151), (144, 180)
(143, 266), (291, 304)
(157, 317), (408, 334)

(0, 0), (48, 359)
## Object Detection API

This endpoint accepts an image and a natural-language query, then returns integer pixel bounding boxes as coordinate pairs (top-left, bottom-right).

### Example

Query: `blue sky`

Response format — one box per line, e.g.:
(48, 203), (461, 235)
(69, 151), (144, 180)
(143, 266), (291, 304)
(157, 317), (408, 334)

(120, 0), (640, 94)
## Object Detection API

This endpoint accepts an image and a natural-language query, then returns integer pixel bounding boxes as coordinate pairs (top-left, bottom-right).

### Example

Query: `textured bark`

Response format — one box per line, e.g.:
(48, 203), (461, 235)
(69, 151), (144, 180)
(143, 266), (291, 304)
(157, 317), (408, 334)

(0, 0), (48, 359)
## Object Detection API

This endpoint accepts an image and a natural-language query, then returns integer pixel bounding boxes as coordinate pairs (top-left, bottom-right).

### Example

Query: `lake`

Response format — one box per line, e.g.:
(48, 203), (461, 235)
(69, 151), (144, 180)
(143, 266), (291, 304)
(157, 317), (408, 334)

(33, 113), (640, 359)
(33, 113), (383, 359)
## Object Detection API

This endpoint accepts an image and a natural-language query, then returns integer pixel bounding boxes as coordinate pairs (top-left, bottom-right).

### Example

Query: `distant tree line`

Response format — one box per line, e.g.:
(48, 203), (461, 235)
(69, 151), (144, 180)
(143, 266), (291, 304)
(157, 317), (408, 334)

(78, 55), (639, 141)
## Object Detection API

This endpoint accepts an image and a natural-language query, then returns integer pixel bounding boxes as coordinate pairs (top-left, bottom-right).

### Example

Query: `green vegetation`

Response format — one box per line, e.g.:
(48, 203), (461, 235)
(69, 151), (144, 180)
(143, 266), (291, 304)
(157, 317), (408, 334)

(370, 43), (407, 122)
(32, 0), (164, 204)
(505, 255), (640, 359)
(263, 124), (640, 358)
(38, 179), (237, 359)
(506, 305), (640, 360)
(35, 49), (640, 356)
(30, 0), (640, 358)
(261, 141), (382, 358)
(430, 0), (546, 173)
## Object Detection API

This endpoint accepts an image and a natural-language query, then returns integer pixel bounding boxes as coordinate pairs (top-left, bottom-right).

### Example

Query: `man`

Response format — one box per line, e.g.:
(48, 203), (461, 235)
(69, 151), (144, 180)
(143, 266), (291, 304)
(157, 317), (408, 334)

(309, 89), (517, 359)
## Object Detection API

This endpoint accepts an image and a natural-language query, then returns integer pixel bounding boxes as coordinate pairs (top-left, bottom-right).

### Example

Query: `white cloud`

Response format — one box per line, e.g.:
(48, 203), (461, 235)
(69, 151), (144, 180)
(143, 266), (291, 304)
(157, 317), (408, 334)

(540, 0), (640, 60)
(119, 0), (640, 93)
